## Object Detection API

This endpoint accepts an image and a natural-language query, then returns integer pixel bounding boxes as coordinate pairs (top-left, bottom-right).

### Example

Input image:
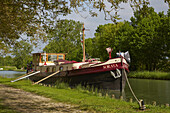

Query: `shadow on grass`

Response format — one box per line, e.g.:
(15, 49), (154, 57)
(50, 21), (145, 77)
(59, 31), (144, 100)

(0, 99), (18, 113)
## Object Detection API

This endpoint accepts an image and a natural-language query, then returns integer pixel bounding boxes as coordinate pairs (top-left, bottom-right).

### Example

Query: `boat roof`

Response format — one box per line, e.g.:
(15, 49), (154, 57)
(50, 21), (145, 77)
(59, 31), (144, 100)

(32, 53), (66, 55)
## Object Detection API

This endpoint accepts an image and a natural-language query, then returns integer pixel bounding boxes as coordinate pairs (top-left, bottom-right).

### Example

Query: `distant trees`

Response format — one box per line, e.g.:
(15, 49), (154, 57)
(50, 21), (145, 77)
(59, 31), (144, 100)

(0, 56), (14, 66)
(0, 41), (33, 69)
(12, 41), (33, 69)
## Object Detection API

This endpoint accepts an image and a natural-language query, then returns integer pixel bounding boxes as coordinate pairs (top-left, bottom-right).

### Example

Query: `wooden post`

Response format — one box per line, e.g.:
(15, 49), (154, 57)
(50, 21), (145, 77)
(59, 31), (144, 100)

(165, 103), (169, 107)
(130, 98), (133, 103)
(98, 93), (102, 97)
(105, 93), (108, 97)
(111, 94), (115, 99)
(152, 101), (156, 106)
(33, 71), (60, 85)
(120, 96), (123, 100)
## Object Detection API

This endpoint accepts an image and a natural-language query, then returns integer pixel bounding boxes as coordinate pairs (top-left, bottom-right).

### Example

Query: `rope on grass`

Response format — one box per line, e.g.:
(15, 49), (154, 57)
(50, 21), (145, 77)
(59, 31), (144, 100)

(123, 69), (141, 107)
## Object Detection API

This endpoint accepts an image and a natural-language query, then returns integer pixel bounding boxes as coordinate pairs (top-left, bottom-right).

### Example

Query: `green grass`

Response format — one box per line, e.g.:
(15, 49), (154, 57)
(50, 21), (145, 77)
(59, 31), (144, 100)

(0, 77), (170, 112)
(128, 71), (170, 80)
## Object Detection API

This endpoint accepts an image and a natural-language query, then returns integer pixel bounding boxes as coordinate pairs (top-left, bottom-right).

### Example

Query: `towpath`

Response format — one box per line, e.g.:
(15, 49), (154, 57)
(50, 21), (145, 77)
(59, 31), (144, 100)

(0, 84), (88, 113)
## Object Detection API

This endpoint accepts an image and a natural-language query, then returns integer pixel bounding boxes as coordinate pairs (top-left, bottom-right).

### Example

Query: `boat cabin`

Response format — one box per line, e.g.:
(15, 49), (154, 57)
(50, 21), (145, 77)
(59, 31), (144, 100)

(32, 53), (65, 67)
(31, 53), (101, 73)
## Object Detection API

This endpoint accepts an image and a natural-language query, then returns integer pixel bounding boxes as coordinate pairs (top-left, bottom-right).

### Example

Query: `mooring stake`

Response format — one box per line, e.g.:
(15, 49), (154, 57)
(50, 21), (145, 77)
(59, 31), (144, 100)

(165, 103), (169, 108)
(152, 101), (156, 106)
(139, 100), (146, 110)
(120, 96), (123, 100)
(105, 93), (108, 97)
(98, 93), (102, 97)
(130, 98), (133, 103)
(111, 94), (115, 99)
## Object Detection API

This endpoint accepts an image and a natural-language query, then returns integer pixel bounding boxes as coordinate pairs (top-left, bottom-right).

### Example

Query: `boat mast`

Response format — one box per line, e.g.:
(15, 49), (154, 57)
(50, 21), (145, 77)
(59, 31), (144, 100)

(82, 23), (85, 62)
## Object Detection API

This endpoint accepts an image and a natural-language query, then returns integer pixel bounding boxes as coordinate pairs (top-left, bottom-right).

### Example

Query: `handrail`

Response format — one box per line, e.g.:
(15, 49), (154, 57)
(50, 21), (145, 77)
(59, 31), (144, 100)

(11, 71), (40, 82)
(13, 71), (33, 80)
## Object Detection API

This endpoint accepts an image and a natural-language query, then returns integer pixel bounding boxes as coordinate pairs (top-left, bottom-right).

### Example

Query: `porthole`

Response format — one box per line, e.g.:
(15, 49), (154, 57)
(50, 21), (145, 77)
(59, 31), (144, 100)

(59, 66), (63, 71)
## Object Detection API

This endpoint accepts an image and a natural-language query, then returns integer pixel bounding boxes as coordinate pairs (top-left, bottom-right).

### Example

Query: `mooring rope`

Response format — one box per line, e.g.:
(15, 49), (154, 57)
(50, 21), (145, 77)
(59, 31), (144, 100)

(123, 69), (141, 107)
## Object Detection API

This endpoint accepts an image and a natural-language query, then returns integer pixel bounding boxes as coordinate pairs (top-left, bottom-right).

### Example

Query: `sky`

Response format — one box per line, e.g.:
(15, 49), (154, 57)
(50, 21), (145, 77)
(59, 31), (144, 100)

(33, 0), (169, 53)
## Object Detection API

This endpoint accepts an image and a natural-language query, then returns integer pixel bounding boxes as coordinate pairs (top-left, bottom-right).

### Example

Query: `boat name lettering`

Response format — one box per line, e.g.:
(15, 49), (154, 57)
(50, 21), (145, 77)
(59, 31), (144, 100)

(103, 64), (118, 69)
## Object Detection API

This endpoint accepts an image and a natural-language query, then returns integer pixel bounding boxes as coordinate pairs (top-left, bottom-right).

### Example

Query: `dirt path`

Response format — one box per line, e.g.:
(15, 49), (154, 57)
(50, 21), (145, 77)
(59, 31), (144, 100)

(0, 84), (88, 113)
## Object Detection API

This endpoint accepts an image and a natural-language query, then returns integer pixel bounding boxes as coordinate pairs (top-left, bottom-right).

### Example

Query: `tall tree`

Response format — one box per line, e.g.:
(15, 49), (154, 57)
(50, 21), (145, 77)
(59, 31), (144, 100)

(131, 7), (167, 71)
(91, 7), (169, 71)
(94, 22), (124, 61)
(85, 37), (100, 59)
(44, 19), (83, 61)
(117, 7), (170, 71)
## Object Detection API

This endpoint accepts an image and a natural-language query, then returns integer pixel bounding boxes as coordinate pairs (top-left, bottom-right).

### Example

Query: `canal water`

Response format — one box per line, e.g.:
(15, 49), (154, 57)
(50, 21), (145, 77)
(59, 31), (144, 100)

(125, 78), (170, 105)
(0, 71), (25, 78)
(0, 71), (169, 105)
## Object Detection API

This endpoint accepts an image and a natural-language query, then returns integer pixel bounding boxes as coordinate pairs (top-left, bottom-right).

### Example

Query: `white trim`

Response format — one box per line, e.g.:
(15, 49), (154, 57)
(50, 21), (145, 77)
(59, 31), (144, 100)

(90, 58), (127, 67)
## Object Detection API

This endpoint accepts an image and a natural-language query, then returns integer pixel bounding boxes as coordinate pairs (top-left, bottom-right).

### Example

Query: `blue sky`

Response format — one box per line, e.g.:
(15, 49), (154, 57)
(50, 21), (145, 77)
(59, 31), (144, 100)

(33, 0), (169, 53)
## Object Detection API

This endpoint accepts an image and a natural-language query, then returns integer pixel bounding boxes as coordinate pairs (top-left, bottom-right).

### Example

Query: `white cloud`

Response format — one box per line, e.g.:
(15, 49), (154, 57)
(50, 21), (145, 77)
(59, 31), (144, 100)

(62, 0), (168, 38)
(150, 0), (169, 13)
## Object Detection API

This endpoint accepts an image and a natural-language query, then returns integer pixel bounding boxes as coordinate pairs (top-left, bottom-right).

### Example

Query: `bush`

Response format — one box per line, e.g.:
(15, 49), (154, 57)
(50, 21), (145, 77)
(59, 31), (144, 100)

(128, 71), (170, 80)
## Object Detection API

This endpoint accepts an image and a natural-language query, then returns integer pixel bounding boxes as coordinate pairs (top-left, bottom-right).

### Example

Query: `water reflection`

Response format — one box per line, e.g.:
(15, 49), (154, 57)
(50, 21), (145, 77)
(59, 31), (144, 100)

(0, 71), (25, 78)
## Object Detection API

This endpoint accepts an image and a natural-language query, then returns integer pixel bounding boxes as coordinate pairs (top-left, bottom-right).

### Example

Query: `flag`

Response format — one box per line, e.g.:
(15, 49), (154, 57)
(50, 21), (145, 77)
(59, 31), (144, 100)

(124, 51), (130, 63)
(116, 51), (130, 63)
(106, 47), (113, 53)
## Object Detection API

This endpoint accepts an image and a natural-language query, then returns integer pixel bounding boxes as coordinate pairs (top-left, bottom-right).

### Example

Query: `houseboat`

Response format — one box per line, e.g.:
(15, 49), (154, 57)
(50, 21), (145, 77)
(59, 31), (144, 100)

(28, 51), (130, 91)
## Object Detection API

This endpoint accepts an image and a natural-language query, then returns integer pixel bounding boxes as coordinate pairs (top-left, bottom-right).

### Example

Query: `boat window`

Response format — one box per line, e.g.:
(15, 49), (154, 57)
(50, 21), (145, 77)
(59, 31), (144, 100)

(48, 55), (57, 61)
(58, 55), (64, 60)
(59, 66), (63, 71)
(41, 55), (46, 62)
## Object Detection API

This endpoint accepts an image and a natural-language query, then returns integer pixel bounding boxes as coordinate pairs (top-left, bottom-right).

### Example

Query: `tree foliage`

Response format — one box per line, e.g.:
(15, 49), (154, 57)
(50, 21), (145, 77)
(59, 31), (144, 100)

(86, 8), (170, 71)
(0, 56), (14, 66)
(44, 19), (83, 61)
(0, 0), (169, 52)
(12, 40), (33, 69)
(92, 22), (124, 60)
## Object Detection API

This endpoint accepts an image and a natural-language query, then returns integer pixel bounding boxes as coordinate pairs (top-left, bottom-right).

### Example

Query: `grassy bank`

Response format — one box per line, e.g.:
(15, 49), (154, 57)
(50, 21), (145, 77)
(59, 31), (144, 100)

(0, 77), (170, 112)
(128, 71), (170, 80)
(0, 66), (26, 72)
